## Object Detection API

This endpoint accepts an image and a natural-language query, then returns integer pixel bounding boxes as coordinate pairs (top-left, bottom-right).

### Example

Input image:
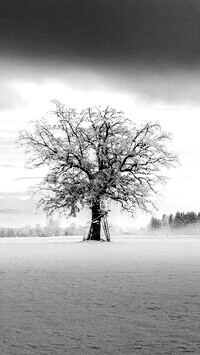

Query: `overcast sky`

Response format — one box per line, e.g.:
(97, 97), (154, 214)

(0, 0), (200, 227)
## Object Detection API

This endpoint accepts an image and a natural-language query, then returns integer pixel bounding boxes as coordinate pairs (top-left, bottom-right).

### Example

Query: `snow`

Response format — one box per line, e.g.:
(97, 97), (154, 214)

(0, 236), (200, 354)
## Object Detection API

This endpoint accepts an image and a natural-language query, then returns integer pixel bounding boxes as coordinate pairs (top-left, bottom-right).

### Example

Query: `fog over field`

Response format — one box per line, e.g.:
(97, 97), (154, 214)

(1, 237), (200, 354)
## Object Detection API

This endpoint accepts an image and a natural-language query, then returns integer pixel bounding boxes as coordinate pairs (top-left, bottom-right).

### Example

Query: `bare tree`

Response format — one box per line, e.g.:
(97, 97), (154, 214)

(19, 101), (177, 241)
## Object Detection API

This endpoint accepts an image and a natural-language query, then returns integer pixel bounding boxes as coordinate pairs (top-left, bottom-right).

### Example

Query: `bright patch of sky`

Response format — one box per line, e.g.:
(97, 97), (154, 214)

(0, 68), (199, 227)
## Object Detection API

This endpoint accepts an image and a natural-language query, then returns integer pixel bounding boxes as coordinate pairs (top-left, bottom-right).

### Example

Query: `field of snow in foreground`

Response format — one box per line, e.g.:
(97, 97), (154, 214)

(0, 236), (200, 354)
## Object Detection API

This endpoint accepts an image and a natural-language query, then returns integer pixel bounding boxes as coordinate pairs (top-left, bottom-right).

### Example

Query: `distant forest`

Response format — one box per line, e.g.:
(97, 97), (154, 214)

(0, 218), (133, 238)
(1, 212), (200, 238)
(150, 212), (200, 230)
(0, 219), (87, 238)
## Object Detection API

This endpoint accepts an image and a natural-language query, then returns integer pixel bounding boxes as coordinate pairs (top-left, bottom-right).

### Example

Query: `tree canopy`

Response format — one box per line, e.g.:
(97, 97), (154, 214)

(19, 101), (177, 240)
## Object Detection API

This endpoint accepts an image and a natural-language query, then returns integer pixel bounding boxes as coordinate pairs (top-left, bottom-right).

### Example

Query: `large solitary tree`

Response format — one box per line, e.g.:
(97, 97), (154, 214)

(19, 101), (177, 241)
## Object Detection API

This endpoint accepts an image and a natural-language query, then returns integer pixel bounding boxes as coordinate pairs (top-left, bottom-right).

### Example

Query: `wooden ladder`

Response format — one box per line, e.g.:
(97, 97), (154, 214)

(102, 215), (111, 242)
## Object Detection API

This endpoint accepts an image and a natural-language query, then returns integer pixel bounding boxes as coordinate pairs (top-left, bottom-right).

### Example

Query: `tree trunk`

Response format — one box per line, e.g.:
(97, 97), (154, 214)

(87, 200), (101, 241)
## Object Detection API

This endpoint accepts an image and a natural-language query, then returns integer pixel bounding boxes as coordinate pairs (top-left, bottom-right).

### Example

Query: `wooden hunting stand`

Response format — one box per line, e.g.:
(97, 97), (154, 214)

(101, 213), (111, 241)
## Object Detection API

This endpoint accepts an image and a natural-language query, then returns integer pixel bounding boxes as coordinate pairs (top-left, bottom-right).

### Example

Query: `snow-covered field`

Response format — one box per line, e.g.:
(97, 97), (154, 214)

(1, 236), (200, 354)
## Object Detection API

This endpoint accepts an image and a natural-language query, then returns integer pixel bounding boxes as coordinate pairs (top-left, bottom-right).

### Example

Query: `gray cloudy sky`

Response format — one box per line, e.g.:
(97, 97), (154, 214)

(0, 0), (200, 66)
(0, 0), (200, 227)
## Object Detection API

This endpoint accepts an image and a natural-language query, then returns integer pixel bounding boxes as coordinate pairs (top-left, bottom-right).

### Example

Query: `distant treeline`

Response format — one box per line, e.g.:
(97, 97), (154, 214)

(150, 211), (200, 230)
(0, 217), (142, 238)
(0, 219), (88, 238)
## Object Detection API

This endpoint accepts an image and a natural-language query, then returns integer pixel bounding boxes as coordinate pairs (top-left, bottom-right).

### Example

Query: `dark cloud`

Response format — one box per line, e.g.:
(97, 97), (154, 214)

(0, 0), (200, 106)
(104, 67), (200, 105)
(0, 0), (200, 70)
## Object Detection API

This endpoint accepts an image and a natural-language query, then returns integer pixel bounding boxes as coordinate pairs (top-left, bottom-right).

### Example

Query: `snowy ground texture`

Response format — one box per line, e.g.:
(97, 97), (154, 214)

(1, 236), (200, 354)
